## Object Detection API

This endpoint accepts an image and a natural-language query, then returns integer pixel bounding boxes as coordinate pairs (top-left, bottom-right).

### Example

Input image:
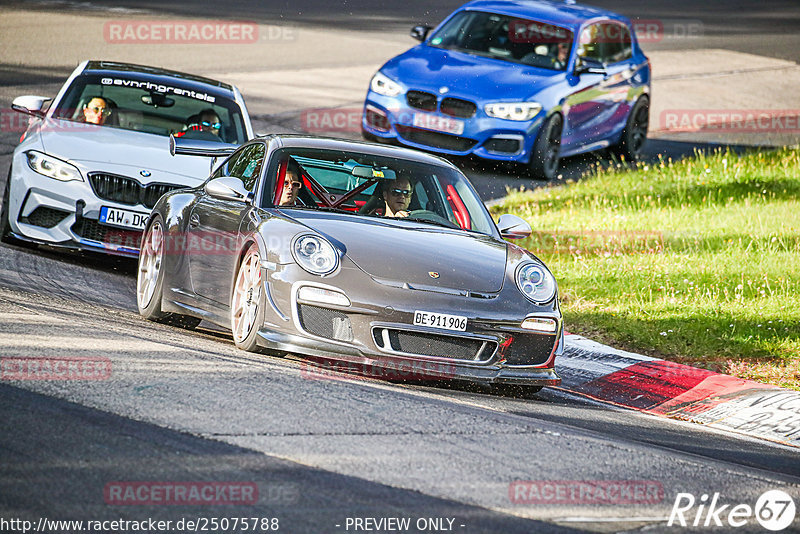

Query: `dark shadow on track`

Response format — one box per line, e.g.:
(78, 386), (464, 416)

(0, 383), (580, 533)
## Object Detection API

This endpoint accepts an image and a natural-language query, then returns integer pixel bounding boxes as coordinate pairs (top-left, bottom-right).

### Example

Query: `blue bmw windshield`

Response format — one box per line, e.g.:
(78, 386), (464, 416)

(428, 10), (574, 71)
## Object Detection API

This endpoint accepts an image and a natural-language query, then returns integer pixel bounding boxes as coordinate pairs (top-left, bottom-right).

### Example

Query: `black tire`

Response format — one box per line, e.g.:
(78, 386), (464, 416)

(1, 168), (13, 243)
(612, 96), (649, 162)
(137, 214), (201, 329)
(1, 167), (38, 249)
(231, 244), (267, 352)
(528, 113), (563, 180)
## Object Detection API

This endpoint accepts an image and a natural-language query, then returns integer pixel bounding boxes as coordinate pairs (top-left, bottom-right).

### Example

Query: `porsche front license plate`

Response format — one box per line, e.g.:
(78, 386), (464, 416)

(413, 311), (467, 331)
(99, 206), (149, 230)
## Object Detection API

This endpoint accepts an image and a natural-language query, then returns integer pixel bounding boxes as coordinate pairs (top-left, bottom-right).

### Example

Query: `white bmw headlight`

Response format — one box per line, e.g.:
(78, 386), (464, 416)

(516, 262), (557, 304)
(370, 71), (403, 97)
(26, 151), (83, 182)
(484, 102), (542, 121)
(292, 234), (339, 276)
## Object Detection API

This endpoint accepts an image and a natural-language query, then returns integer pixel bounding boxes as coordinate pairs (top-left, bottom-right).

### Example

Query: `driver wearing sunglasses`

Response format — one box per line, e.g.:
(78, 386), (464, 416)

(82, 96), (112, 125)
(278, 161), (305, 206)
(381, 177), (412, 218)
(198, 109), (222, 136)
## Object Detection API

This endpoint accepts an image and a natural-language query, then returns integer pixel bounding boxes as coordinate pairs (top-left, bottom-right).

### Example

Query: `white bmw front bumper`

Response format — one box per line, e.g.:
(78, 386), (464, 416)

(8, 150), (179, 256)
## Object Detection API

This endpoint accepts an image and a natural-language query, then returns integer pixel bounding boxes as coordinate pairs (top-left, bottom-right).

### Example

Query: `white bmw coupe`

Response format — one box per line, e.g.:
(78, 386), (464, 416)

(1, 60), (253, 256)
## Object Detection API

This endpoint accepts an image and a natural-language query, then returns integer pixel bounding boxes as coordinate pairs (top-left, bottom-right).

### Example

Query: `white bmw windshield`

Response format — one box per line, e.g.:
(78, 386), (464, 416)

(51, 74), (248, 144)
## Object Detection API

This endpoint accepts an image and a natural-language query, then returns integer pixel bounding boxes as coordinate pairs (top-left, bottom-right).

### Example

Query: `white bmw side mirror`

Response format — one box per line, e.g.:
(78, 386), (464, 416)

(11, 95), (51, 118)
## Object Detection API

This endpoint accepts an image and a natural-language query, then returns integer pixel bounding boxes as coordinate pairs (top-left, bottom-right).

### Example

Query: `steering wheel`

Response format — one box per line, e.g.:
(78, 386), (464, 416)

(407, 210), (460, 228)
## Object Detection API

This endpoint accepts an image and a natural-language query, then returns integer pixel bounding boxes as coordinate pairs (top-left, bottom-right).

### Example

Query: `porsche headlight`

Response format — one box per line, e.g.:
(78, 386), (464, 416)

(292, 234), (339, 276)
(26, 151), (83, 182)
(516, 262), (556, 303)
(484, 102), (542, 121)
(370, 71), (403, 97)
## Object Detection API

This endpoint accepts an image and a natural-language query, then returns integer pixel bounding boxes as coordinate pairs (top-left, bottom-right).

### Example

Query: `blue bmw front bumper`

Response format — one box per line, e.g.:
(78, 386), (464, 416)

(362, 91), (545, 163)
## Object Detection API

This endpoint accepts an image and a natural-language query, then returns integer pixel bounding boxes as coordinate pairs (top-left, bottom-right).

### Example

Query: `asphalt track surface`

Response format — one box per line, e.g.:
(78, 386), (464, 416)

(0, 244), (798, 533)
(1, 1), (800, 532)
(10, 0), (800, 62)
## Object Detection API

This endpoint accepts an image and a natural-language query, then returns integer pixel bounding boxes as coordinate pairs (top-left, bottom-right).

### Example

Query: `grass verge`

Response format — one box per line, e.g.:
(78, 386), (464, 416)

(491, 147), (800, 390)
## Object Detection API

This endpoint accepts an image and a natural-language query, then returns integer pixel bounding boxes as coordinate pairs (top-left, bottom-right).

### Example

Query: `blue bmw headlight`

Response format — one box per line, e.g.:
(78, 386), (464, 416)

(370, 72), (403, 97)
(484, 102), (542, 121)
(515, 262), (556, 304)
(292, 234), (339, 276)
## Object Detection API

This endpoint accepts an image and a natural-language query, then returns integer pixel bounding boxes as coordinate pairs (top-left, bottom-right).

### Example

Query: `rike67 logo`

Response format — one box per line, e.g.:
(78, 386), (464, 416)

(668, 490), (796, 531)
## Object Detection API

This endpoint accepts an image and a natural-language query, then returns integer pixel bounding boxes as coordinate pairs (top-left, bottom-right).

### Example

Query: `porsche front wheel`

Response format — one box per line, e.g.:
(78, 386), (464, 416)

(231, 244), (266, 352)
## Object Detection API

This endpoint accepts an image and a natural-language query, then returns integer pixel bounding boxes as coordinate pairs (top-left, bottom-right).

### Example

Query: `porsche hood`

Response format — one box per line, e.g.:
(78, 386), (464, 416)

(289, 212), (508, 293)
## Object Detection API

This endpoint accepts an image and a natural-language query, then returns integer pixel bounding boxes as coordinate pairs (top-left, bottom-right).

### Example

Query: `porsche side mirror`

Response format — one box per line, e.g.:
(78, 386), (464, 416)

(205, 177), (251, 203)
(410, 25), (432, 42)
(11, 95), (51, 118)
(497, 214), (532, 239)
(574, 57), (607, 76)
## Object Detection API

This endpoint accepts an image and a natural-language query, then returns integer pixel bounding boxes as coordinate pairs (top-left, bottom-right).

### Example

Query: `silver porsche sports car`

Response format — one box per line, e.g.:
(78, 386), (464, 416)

(136, 134), (562, 389)
(2, 60), (253, 256)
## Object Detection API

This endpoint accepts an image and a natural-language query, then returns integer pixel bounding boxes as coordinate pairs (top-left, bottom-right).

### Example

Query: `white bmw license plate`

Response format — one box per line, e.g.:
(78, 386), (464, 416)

(412, 113), (465, 135)
(413, 310), (467, 331)
(99, 206), (149, 230)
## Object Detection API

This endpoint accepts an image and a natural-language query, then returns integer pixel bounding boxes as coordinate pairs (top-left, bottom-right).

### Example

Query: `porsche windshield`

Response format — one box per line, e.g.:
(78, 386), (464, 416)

(428, 11), (574, 70)
(51, 74), (248, 143)
(265, 148), (496, 236)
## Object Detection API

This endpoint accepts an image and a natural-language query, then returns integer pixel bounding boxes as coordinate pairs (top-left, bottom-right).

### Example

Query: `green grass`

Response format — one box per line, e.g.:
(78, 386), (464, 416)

(491, 147), (800, 390)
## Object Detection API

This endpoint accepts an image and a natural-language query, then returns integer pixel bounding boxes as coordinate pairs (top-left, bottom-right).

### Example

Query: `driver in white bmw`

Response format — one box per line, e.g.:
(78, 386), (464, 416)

(80, 96), (112, 125)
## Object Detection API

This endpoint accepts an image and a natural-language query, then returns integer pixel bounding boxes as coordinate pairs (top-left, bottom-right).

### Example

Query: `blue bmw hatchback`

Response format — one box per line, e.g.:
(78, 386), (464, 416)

(362, 0), (650, 179)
